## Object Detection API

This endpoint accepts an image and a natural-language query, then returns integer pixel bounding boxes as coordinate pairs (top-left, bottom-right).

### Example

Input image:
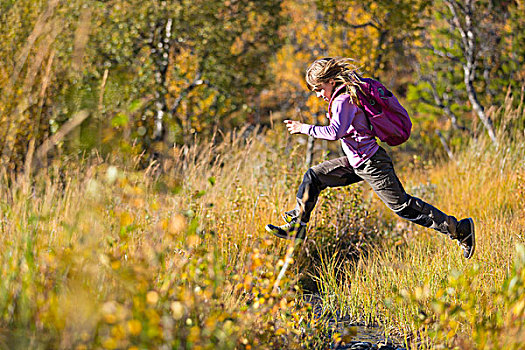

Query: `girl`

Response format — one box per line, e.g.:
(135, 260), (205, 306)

(265, 57), (475, 259)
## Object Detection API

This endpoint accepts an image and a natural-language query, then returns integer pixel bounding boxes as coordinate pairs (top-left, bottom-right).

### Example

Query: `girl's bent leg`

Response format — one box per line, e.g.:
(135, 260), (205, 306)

(356, 147), (459, 237)
(287, 157), (362, 223)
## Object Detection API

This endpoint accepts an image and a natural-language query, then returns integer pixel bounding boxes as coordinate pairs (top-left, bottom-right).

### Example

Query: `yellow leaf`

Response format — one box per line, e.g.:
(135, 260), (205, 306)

(127, 319), (142, 336)
(146, 291), (159, 305)
(171, 301), (185, 320)
(275, 328), (286, 336)
(120, 212), (133, 227)
(513, 299), (525, 316)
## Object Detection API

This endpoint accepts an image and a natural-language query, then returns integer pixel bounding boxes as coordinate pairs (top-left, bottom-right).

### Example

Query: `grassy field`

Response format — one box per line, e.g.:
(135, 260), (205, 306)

(1, 102), (524, 349)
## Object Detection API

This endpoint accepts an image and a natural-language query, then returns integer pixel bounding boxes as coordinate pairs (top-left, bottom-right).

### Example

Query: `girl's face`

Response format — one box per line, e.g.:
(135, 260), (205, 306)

(313, 80), (335, 102)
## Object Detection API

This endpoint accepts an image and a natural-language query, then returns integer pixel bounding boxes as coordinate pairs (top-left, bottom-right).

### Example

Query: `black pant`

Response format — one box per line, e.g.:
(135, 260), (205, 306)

(288, 147), (459, 237)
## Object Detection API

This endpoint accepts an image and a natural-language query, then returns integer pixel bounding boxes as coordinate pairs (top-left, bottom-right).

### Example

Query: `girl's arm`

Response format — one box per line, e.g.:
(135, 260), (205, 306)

(289, 96), (356, 140)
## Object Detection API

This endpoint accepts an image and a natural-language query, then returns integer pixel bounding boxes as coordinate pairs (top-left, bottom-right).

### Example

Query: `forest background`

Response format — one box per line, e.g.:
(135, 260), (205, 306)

(1, 0), (525, 349)
(2, 0), (524, 167)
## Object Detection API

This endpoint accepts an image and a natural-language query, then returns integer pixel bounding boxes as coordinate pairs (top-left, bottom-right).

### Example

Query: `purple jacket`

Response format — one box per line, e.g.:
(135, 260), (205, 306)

(299, 86), (379, 168)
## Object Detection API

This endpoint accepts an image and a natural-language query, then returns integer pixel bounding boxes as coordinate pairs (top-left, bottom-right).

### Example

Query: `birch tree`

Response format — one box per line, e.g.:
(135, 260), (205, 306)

(411, 0), (524, 145)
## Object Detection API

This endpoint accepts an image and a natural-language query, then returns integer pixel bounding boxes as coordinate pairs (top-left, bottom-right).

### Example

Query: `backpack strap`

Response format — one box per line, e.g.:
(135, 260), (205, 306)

(326, 84), (370, 157)
(327, 84), (348, 117)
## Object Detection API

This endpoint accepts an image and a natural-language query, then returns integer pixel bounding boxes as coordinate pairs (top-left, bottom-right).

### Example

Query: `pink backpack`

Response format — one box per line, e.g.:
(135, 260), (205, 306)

(355, 78), (412, 146)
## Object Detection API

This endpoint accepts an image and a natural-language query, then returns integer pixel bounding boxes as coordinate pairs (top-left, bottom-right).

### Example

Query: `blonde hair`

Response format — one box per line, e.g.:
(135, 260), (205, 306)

(305, 57), (363, 104)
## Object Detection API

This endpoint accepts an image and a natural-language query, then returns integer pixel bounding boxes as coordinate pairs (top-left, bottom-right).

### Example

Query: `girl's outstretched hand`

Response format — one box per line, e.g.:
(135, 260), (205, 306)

(284, 120), (303, 134)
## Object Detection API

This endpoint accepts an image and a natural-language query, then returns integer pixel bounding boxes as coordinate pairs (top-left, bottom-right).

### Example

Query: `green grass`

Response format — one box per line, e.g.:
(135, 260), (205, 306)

(1, 110), (525, 349)
(312, 103), (525, 348)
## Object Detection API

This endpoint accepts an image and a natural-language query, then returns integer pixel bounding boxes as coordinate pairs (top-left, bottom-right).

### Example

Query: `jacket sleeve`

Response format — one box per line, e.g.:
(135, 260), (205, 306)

(299, 96), (356, 141)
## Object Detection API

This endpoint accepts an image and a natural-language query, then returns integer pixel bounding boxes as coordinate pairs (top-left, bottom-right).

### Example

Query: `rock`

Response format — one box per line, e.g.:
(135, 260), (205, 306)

(350, 342), (372, 350)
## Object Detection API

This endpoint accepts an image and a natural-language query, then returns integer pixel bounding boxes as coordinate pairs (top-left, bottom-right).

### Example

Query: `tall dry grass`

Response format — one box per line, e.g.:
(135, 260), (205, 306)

(0, 125), (323, 349)
(1, 95), (524, 349)
(313, 93), (525, 349)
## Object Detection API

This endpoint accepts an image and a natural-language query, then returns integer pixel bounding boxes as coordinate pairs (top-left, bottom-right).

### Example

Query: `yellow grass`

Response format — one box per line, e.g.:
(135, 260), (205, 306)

(312, 101), (525, 348)
(1, 106), (524, 348)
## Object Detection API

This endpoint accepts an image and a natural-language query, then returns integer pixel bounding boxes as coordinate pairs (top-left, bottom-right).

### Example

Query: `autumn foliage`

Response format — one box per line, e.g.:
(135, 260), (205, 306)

(1, 0), (525, 349)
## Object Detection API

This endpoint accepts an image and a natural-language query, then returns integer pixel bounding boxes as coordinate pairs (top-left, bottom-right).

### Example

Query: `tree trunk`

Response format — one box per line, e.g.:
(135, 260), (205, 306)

(423, 76), (469, 132)
(464, 68), (498, 143)
(436, 130), (455, 160)
(446, 0), (498, 144)
(151, 17), (173, 144)
(305, 135), (315, 168)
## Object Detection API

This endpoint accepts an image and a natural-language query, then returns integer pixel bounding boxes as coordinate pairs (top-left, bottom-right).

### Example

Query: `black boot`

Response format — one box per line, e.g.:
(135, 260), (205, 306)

(456, 218), (475, 259)
(265, 219), (307, 240)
